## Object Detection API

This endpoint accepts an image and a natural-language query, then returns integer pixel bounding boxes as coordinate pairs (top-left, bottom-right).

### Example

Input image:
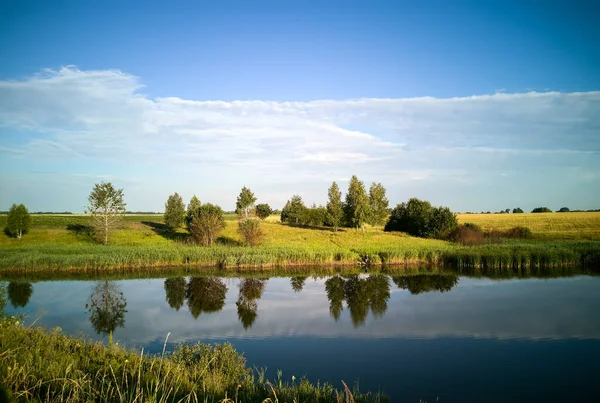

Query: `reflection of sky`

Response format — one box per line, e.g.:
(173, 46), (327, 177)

(5, 276), (600, 403)
(6, 276), (600, 345)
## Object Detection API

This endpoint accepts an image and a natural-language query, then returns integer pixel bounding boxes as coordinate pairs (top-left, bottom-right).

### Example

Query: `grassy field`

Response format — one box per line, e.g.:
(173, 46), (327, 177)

(0, 213), (599, 271)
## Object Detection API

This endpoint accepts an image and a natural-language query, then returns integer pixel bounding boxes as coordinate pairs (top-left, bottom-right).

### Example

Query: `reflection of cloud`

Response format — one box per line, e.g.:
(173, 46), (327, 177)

(9, 276), (600, 347)
(1, 67), (599, 211)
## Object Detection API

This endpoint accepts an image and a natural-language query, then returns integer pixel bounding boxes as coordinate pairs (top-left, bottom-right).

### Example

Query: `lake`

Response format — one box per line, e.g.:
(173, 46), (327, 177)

(4, 272), (600, 402)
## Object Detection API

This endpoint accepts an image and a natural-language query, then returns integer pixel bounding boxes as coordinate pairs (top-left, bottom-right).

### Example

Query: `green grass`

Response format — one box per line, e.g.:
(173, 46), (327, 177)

(0, 317), (386, 402)
(1, 214), (600, 272)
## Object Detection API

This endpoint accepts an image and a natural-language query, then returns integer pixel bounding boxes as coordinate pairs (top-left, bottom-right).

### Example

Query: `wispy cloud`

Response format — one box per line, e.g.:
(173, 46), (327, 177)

(0, 67), (599, 211)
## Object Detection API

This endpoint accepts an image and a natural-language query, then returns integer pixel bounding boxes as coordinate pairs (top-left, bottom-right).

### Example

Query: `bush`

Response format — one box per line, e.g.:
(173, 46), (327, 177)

(512, 207), (524, 214)
(384, 198), (458, 239)
(558, 207), (570, 213)
(186, 203), (226, 246)
(448, 223), (484, 245)
(255, 203), (272, 220)
(532, 207), (552, 213)
(504, 226), (533, 239)
(238, 218), (264, 247)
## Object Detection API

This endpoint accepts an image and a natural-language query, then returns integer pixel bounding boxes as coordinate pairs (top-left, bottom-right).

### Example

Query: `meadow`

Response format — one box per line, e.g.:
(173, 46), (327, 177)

(0, 213), (599, 272)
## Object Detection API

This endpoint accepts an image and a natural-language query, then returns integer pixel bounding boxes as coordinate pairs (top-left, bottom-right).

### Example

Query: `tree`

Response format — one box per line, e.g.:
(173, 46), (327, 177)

(86, 281), (127, 345)
(7, 282), (33, 308)
(344, 175), (371, 232)
(236, 186), (257, 219)
(186, 277), (228, 319)
(6, 203), (31, 239)
(236, 279), (266, 330)
(163, 193), (186, 231)
(513, 207), (524, 214)
(238, 217), (264, 246)
(255, 203), (272, 220)
(558, 207), (570, 213)
(164, 277), (187, 311)
(86, 182), (126, 245)
(326, 182), (343, 231)
(368, 182), (389, 227)
(280, 195), (308, 224)
(307, 204), (327, 226)
(531, 207), (552, 213)
(384, 198), (458, 239)
(186, 203), (226, 246)
(187, 195), (201, 216)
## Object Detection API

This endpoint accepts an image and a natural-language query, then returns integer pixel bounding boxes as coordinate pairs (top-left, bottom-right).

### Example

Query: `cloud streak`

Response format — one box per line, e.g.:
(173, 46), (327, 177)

(0, 67), (599, 211)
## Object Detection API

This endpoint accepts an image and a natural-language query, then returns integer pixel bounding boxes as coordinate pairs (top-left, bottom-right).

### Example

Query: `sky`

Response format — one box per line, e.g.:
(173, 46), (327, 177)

(0, 0), (599, 212)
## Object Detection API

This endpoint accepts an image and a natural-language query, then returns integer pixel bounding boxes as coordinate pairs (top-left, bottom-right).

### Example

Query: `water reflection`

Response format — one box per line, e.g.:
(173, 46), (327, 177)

(86, 281), (127, 344)
(392, 274), (459, 295)
(236, 278), (266, 329)
(290, 276), (307, 293)
(186, 277), (228, 319)
(164, 277), (186, 311)
(8, 282), (33, 308)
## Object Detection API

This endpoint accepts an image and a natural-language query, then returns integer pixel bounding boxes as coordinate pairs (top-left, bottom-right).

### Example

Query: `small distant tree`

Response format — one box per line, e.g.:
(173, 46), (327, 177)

(187, 195), (201, 216)
(186, 203), (226, 246)
(558, 207), (570, 213)
(326, 182), (343, 231)
(86, 182), (126, 245)
(255, 203), (272, 220)
(368, 182), (389, 227)
(6, 203), (31, 239)
(164, 192), (186, 230)
(513, 207), (524, 214)
(531, 207), (552, 213)
(281, 195), (308, 224)
(344, 175), (371, 232)
(504, 208), (510, 214)
(236, 186), (257, 219)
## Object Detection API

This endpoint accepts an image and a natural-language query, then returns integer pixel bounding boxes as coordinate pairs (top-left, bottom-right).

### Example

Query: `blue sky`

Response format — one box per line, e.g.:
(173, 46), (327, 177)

(0, 0), (599, 212)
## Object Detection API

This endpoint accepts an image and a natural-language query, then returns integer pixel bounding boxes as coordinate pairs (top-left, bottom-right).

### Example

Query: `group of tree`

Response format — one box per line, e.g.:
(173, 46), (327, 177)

(281, 175), (389, 232)
(384, 198), (458, 239)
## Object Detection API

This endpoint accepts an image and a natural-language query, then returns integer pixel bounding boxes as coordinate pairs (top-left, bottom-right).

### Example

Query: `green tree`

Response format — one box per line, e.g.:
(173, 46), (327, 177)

(326, 182), (344, 231)
(255, 203), (272, 220)
(307, 204), (327, 226)
(186, 277), (228, 319)
(164, 277), (187, 311)
(164, 192), (186, 230)
(384, 198), (458, 239)
(6, 203), (31, 239)
(532, 207), (552, 213)
(86, 281), (127, 345)
(280, 195), (308, 224)
(344, 175), (372, 232)
(368, 182), (389, 227)
(513, 207), (524, 214)
(236, 186), (257, 219)
(558, 207), (570, 212)
(7, 282), (33, 308)
(86, 182), (126, 245)
(186, 203), (226, 246)
(187, 195), (201, 216)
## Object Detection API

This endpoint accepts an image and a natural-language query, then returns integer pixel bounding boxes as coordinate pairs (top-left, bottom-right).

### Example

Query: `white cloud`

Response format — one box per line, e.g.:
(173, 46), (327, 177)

(0, 66), (599, 211)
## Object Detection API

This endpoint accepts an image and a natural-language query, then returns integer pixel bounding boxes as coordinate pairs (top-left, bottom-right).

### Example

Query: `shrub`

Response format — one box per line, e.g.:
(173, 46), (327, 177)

(448, 223), (485, 245)
(255, 203), (272, 220)
(532, 207), (552, 213)
(238, 218), (264, 247)
(512, 207), (524, 214)
(186, 203), (226, 246)
(558, 207), (570, 213)
(504, 226), (533, 239)
(384, 198), (458, 239)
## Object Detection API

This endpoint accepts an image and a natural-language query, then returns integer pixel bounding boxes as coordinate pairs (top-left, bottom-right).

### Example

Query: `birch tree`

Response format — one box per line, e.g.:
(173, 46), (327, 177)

(86, 182), (126, 245)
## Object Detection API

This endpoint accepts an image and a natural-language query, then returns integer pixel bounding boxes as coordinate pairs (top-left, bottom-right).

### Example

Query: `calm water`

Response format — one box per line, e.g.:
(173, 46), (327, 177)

(4, 273), (600, 402)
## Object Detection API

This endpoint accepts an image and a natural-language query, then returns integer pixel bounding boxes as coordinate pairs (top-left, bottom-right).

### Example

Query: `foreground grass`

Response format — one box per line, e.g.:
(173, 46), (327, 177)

(0, 318), (385, 402)
(0, 214), (599, 272)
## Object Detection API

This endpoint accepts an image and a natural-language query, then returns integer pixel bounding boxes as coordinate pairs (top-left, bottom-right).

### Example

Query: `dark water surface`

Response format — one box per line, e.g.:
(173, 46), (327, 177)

(4, 274), (600, 402)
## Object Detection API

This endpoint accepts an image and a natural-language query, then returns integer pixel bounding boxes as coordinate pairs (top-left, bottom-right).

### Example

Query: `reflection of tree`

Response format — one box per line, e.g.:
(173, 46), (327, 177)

(325, 276), (345, 321)
(366, 275), (390, 318)
(7, 282), (33, 308)
(236, 278), (266, 330)
(86, 281), (127, 345)
(186, 277), (228, 319)
(290, 276), (307, 293)
(344, 276), (370, 327)
(164, 277), (187, 311)
(392, 275), (459, 295)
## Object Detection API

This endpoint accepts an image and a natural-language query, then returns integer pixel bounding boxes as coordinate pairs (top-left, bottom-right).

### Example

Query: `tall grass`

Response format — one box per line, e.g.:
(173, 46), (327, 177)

(0, 318), (386, 402)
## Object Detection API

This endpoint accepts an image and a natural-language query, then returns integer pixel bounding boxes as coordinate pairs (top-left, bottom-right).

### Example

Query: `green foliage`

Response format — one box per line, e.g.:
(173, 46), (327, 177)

(392, 274), (459, 294)
(163, 192), (186, 230)
(384, 198), (458, 239)
(532, 207), (552, 213)
(6, 203), (31, 239)
(290, 276), (307, 292)
(326, 182), (344, 231)
(255, 203), (272, 220)
(558, 207), (570, 213)
(186, 277), (228, 319)
(186, 203), (226, 246)
(238, 218), (264, 246)
(368, 182), (389, 226)
(86, 182), (126, 245)
(7, 282), (33, 308)
(344, 175), (371, 231)
(512, 207), (524, 214)
(86, 281), (127, 343)
(187, 195), (201, 215)
(281, 194), (308, 224)
(307, 204), (328, 226)
(164, 277), (186, 311)
(236, 186), (257, 218)
(236, 278), (266, 329)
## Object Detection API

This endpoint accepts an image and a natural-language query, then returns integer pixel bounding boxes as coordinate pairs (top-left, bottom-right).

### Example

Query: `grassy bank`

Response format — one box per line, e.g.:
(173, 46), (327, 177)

(1, 213), (599, 272)
(0, 318), (385, 402)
